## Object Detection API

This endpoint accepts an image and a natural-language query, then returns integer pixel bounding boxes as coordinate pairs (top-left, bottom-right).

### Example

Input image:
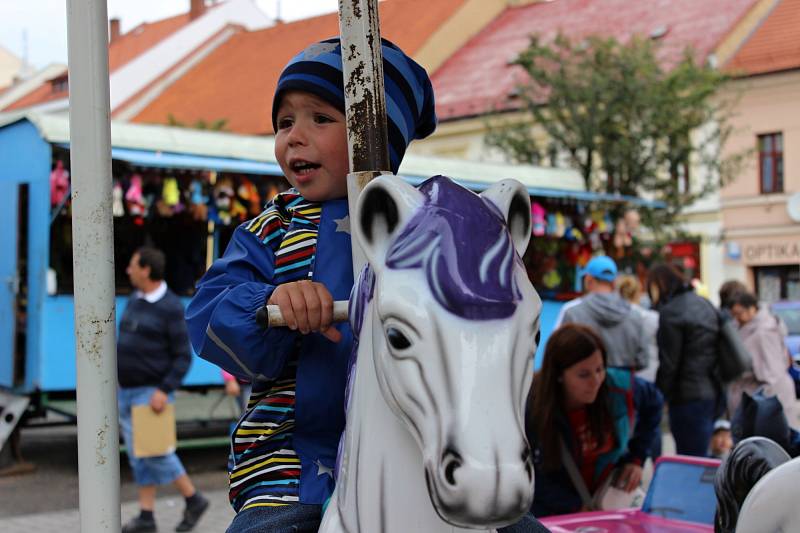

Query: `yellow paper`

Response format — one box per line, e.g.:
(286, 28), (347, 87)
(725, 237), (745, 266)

(131, 404), (177, 458)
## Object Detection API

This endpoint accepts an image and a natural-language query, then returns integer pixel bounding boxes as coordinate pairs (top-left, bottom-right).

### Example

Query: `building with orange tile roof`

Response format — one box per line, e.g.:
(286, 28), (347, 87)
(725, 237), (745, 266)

(0, 0), (273, 115)
(718, 0), (800, 301)
(128, 0), (484, 133)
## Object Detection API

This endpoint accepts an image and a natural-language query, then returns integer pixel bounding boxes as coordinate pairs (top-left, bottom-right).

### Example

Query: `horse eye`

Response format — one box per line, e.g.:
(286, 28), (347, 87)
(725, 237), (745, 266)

(534, 329), (541, 347)
(386, 327), (411, 350)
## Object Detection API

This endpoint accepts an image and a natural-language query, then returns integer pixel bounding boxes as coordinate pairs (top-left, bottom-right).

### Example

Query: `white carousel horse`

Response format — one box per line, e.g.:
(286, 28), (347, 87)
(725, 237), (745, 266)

(320, 175), (541, 533)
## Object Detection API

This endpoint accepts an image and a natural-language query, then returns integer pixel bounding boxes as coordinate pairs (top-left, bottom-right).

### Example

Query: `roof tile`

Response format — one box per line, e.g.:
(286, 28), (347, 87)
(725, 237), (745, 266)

(432, 0), (758, 121)
(131, 0), (467, 134)
(109, 13), (193, 71)
(725, 0), (800, 76)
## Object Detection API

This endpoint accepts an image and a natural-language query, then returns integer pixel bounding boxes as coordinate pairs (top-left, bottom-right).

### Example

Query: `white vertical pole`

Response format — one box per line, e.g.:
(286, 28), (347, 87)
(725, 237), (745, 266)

(66, 1), (121, 532)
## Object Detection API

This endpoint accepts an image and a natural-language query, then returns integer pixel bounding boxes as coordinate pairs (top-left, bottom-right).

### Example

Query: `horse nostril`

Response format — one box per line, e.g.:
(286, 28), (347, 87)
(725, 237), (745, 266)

(442, 448), (463, 487)
(522, 447), (533, 480)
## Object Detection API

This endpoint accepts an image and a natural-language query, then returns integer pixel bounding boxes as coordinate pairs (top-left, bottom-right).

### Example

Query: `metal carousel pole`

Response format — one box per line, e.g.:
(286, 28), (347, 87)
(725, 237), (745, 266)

(337, 0), (390, 274)
(66, 1), (121, 531)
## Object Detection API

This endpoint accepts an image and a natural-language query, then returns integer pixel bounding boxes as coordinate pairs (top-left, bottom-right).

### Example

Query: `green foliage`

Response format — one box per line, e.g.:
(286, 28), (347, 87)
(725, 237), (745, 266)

(167, 113), (229, 132)
(485, 33), (747, 233)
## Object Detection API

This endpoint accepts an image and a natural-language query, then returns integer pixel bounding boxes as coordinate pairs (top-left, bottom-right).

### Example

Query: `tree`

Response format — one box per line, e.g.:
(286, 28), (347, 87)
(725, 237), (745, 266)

(166, 113), (229, 132)
(485, 33), (745, 232)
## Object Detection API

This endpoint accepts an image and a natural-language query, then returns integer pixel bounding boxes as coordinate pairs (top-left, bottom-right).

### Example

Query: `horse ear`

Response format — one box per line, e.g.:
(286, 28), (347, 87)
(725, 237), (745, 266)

(354, 175), (424, 268)
(480, 179), (531, 257)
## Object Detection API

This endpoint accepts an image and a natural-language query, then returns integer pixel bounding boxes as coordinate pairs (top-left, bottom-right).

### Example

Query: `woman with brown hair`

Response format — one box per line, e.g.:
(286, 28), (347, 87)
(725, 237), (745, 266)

(646, 263), (721, 456)
(526, 324), (663, 517)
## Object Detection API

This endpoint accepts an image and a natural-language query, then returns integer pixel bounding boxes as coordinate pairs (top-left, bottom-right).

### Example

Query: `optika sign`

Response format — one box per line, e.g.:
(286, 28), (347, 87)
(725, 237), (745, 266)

(743, 242), (800, 262)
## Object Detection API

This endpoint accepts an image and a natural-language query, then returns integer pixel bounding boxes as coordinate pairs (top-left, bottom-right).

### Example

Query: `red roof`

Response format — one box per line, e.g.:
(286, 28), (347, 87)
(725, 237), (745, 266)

(1, 12), (193, 112)
(4, 73), (68, 111)
(725, 0), (800, 76)
(131, 0), (467, 134)
(432, 0), (758, 121)
(108, 13), (193, 72)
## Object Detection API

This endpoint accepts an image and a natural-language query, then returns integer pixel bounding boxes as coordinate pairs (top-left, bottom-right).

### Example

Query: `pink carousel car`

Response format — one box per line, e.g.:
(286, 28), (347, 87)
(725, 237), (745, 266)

(541, 456), (720, 533)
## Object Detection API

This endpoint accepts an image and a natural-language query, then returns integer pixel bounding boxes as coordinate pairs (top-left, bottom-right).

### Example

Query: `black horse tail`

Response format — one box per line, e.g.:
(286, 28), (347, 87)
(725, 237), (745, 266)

(713, 436), (790, 533)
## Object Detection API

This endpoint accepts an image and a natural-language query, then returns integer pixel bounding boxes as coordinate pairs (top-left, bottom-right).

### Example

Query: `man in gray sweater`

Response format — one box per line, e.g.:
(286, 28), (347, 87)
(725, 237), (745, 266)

(560, 256), (648, 370)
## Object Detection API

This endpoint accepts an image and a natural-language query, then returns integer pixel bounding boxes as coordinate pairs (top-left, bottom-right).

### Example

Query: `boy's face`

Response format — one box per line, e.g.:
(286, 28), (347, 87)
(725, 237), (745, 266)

(274, 90), (349, 201)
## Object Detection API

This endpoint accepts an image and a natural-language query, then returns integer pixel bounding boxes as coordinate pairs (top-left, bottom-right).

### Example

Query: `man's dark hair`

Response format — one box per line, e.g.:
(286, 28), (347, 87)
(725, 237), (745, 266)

(135, 246), (166, 281)
(733, 291), (759, 310)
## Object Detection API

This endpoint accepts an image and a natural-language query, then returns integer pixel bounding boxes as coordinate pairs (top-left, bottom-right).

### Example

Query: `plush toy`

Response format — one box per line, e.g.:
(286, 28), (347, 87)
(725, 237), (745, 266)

(112, 181), (125, 217)
(555, 212), (567, 237)
(125, 174), (145, 221)
(162, 177), (181, 207)
(213, 177), (235, 225)
(188, 180), (209, 221)
(50, 160), (70, 208)
(542, 268), (562, 290)
(237, 178), (262, 217)
(531, 202), (547, 237)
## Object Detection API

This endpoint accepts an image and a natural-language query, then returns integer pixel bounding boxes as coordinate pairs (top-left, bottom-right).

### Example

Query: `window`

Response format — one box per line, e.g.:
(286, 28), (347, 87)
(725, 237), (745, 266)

(759, 133), (783, 194)
(51, 75), (68, 93)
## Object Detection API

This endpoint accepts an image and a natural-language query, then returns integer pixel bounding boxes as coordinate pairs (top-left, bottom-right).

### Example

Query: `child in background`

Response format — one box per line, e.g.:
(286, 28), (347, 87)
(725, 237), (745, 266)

(185, 37), (436, 532)
(710, 419), (734, 460)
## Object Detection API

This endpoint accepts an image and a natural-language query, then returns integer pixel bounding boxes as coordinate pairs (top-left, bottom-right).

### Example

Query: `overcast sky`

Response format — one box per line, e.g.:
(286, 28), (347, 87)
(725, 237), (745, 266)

(0, 0), (339, 69)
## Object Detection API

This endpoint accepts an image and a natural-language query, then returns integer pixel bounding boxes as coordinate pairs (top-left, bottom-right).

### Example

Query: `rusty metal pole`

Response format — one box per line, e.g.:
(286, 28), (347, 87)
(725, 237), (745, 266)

(66, 0), (121, 531)
(338, 0), (390, 275)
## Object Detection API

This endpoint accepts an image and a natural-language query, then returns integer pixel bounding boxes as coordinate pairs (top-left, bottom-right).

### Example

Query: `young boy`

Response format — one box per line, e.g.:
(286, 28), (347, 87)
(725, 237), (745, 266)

(185, 37), (436, 532)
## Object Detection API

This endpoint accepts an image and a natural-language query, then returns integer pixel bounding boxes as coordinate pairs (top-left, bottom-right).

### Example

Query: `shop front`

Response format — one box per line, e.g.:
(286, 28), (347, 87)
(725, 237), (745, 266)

(725, 236), (800, 303)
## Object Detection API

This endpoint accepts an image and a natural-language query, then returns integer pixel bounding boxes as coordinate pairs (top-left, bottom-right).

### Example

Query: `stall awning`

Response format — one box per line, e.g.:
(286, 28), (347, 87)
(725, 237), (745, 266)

(400, 174), (665, 208)
(109, 147), (283, 176)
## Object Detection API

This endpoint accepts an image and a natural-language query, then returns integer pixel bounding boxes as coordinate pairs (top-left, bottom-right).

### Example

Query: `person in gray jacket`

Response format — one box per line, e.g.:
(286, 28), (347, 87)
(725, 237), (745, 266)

(560, 256), (648, 370)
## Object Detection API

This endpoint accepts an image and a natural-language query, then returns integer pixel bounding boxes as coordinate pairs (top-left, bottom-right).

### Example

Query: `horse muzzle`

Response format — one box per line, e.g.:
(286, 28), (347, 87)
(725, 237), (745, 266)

(424, 446), (534, 528)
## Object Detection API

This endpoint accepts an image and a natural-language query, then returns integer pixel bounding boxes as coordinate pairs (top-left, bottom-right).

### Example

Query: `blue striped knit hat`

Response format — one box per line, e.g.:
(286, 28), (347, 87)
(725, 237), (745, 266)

(272, 37), (437, 174)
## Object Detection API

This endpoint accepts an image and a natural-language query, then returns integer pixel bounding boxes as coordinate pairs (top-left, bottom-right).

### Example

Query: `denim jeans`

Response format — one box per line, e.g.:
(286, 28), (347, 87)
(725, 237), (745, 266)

(669, 399), (716, 456)
(226, 504), (321, 533)
(226, 505), (548, 533)
(118, 386), (185, 486)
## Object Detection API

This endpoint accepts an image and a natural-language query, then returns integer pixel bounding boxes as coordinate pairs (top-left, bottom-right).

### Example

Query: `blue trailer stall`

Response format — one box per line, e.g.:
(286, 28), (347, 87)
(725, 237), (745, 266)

(0, 112), (655, 460)
(0, 113), (290, 459)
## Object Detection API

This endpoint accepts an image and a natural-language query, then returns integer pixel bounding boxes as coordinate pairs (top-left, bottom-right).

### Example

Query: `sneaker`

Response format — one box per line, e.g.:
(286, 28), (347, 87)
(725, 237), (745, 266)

(175, 494), (209, 532)
(122, 516), (157, 533)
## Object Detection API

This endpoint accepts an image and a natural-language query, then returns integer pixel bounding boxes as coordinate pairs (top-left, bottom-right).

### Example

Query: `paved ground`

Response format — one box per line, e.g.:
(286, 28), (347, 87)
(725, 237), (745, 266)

(0, 488), (234, 533)
(0, 391), (237, 532)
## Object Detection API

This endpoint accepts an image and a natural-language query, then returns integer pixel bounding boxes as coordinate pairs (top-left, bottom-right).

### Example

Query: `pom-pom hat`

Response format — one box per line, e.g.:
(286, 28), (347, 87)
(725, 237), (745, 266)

(272, 37), (437, 174)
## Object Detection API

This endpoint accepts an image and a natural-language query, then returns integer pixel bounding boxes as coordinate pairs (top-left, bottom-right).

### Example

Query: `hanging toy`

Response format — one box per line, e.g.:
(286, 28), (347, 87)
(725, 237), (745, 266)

(542, 268), (562, 290)
(189, 179), (209, 221)
(604, 212), (615, 234)
(213, 177), (235, 225)
(264, 184), (280, 207)
(237, 178), (262, 217)
(531, 202), (547, 237)
(577, 244), (593, 267)
(125, 174), (145, 224)
(554, 211), (566, 237)
(112, 181), (125, 217)
(162, 177), (180, 206)
(546, 213), (558, 237)
(50, 160), (70, 208)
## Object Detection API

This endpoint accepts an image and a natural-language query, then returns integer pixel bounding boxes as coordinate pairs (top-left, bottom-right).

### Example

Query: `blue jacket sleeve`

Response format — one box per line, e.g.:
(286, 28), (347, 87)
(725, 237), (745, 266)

(185, 225), (298, 382)
(624, 377), (664, 464)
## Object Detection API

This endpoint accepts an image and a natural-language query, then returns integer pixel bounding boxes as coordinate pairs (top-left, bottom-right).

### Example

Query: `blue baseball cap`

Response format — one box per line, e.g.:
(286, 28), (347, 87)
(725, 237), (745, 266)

(583, 256), (617, 283)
